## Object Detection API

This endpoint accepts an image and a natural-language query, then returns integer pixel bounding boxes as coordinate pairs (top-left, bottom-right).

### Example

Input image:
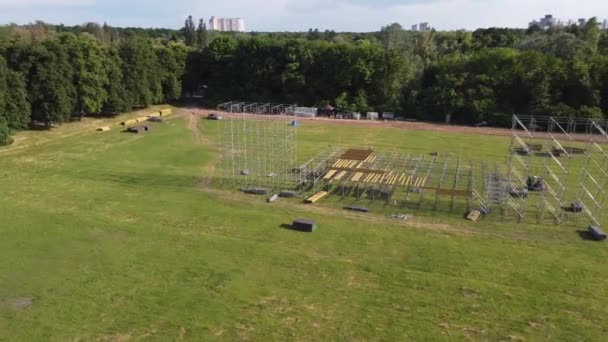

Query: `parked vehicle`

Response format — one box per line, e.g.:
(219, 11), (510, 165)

(208, 113), (223, 120)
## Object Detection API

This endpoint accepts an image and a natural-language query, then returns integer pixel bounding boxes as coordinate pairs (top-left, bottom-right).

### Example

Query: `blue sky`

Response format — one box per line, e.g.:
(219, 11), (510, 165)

(1, 0), (607, 31)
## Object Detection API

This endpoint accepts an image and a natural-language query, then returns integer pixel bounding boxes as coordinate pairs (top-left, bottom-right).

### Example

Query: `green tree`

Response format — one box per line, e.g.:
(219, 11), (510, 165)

(155, 42), (189, 101)
(197, 19), (208, 48)
(10, 38), (77, 125)
(0, 117), (12, 145)
(582, 17), (601, 52)
(102, 47), (128, 114)
(184, 16), (197, 47)
(119, 36), (163, 108)
(60, 33), (109, 115)
(3, 70), (31, 129)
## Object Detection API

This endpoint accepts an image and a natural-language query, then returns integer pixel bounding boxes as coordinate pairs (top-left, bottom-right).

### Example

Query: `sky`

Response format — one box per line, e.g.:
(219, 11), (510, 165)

(1, 0), (608, 32)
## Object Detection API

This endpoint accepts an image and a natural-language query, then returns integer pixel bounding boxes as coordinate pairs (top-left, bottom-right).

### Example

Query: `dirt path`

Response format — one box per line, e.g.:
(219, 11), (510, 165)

(184, 107), (604, 143)
(181, 110), (217, 187)
(184, 107), (515, 137)
(187, 112), (205, 145)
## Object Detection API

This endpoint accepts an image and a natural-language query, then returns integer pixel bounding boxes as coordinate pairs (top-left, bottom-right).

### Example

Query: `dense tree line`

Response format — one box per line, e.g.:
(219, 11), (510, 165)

(0, 26), (188, 144)
(1, 18), (608, 144)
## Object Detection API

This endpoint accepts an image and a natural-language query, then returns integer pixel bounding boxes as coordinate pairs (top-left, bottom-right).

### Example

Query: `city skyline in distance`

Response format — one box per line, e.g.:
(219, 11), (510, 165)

(1, 0), (608, 32)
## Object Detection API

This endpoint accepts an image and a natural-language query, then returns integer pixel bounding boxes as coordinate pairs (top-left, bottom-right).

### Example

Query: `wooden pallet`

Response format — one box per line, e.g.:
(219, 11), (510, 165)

(467, 210), (482, 222)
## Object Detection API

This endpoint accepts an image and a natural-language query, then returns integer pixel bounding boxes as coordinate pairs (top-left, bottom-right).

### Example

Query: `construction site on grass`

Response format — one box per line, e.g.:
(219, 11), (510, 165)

(214, 112), (608, 229)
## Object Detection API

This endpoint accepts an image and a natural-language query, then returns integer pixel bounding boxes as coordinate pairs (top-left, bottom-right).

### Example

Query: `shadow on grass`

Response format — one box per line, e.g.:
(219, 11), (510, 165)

(67, 169), (201, 190)
(279, 223), (294, 230)
(576, 230), (599, 241)
(280, 223), (307, 232)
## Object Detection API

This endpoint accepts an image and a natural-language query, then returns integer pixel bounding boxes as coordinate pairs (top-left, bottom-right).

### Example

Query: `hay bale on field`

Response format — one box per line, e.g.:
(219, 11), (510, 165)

(120, 119), (137, 126)
(97, 126), (110, 132)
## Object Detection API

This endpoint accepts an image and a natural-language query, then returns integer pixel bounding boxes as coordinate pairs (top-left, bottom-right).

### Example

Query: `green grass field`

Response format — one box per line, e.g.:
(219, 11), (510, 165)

(1, 109), (607, 340)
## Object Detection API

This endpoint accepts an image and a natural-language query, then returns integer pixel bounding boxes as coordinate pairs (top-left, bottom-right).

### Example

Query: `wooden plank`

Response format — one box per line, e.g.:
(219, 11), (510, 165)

(306, 191), (329, 203)
(334, 171), (348, 180)
(331, 167), (386, 174)
(405, 176), (412, 186)
(323, 170), (338, 180)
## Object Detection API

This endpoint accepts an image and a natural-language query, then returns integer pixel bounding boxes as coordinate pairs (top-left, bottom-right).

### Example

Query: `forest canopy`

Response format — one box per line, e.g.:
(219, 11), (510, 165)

(1, 18), (608, 144)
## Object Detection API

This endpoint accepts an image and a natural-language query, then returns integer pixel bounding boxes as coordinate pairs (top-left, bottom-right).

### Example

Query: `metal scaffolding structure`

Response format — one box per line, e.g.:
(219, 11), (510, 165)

(576, 120), (608, 227)
(218, 114), (298, 191)
(298, 149), (477, 211)
(218, 101), (298, 115)
(506, 114), (608, 226)
(212, 111), (608, 228)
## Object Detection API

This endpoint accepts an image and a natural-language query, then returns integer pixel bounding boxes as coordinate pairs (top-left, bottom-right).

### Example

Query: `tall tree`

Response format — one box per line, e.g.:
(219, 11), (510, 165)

(102, 47), (128, 114)
(119, 36), (163, 108)
(583, 17), (601, 52)
(10, 38), (77, 125)
(2, 70), (31, 129)
(197, 19), (208, 48)
(0, 117), (11, 145)
(184, 16), (197, 47)
(60, 33), (109, 116)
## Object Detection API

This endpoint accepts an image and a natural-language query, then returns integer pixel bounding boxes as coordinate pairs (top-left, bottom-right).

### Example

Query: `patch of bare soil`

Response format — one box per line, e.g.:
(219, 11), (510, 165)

(186, 111), (206, 145)
(4, 297), (34, 310)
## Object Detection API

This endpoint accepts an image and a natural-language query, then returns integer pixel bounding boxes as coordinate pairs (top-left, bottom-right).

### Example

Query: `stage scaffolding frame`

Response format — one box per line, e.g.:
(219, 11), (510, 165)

(214, 111), (608, 227)
(218, 113), (298, 191)
(508, 114), (608, 227)
(302, 149), (475, 210)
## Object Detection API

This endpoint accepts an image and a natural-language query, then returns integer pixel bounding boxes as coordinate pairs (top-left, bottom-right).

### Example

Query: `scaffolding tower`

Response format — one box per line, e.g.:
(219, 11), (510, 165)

(218, 114), (298, 191)
(576, 120), (608, 227)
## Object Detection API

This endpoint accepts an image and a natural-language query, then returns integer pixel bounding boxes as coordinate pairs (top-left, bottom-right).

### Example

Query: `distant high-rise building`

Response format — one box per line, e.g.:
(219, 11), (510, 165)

(208, 17), (245, 32)
(529, 14), (557, 29)
(410, 22), (431, 31)
(530, 14), (607, 30)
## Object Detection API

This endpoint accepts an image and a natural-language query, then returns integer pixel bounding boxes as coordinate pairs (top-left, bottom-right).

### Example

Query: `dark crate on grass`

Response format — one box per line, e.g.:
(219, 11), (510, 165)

(292, 219), (317, 232)
(241, 188), (269, 195)
(345, 205), (370, 213)
(279, 191), (297, 198)
(589, 225), (607, 241)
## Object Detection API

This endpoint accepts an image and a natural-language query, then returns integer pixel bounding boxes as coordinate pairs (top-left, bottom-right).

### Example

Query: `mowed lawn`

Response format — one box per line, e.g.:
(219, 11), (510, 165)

(1, 111), (607, 340)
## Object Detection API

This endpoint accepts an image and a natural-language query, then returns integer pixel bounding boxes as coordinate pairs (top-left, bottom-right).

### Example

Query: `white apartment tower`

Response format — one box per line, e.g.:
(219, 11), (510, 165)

(209, 17), (245, 32)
